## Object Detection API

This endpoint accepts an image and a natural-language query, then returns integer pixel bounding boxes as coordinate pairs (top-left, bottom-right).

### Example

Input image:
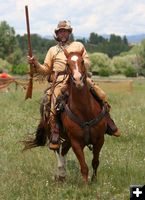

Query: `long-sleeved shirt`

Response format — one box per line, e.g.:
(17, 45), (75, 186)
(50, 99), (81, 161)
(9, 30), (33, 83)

(37, 41), (90, 81)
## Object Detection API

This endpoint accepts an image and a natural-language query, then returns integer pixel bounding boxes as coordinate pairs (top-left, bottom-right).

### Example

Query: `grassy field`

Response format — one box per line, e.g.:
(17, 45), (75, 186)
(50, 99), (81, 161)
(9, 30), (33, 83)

(0, 78), (145, 200)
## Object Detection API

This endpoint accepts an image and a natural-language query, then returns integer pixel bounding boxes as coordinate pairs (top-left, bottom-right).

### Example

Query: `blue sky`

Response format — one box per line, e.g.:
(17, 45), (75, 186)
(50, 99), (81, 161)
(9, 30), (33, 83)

(0, 0), (145, 37)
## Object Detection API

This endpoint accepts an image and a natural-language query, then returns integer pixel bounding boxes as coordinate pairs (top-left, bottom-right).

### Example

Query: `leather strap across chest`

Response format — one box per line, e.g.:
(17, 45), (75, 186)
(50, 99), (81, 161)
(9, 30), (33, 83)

(64, 104), (107, 145)
(65, 104), (107, 129)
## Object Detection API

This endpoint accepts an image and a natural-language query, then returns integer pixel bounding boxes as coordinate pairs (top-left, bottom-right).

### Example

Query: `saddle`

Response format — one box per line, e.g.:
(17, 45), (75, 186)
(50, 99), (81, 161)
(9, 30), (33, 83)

(55, 87), (104, 113)
(55, 88), (117, 136)
(41, 87), (117, 137)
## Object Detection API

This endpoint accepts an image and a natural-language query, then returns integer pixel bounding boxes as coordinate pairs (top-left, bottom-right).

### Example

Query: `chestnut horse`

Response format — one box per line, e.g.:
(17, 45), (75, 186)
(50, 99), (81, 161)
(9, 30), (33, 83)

(23, 48), (107, 183)
(55, 48), (107, 183)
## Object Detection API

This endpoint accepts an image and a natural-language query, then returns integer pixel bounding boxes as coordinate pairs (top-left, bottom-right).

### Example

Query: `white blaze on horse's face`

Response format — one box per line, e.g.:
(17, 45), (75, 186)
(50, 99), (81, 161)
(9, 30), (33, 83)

(71, 55), (84, 89)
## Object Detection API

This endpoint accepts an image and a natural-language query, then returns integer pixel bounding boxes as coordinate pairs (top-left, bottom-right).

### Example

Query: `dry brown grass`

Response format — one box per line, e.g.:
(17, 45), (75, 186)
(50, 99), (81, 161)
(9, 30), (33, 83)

(96, 80), (133, 92)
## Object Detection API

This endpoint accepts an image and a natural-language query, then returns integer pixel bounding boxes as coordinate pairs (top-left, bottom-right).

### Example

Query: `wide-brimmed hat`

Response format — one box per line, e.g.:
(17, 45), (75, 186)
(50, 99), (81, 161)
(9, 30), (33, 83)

(55, 20), (73, 34)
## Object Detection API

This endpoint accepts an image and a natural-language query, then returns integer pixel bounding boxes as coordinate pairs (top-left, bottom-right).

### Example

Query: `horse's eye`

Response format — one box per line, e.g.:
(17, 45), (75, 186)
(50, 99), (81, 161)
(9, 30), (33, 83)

(81, 60), (84, 64)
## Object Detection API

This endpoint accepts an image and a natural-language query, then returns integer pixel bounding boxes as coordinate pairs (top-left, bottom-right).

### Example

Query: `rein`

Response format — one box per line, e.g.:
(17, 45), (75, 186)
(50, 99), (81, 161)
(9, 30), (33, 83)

(62, 50), (107, 145)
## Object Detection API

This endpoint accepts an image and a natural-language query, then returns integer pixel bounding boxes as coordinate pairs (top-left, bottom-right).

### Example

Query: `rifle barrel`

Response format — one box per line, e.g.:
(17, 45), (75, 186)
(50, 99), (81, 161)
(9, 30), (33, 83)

(25, 5), (32, 57)
(25, 5), (33, 100)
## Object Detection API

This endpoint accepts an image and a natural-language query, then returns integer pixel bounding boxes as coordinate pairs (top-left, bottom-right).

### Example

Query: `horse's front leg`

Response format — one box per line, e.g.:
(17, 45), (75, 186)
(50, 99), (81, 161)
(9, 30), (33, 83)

(55, 147), (67, 181)
(55, 141), (71, 181)
(71, 139), (89, 183)
(91, 135), (104, 182)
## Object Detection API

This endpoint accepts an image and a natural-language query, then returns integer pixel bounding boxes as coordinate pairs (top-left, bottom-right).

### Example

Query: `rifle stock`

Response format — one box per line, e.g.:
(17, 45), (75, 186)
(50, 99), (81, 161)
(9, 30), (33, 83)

(25, 5), (33, 100)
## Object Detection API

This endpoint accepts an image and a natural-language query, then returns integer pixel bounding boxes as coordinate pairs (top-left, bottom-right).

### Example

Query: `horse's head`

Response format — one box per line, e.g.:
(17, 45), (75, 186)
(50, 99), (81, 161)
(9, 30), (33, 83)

(63, 48), (86, 89)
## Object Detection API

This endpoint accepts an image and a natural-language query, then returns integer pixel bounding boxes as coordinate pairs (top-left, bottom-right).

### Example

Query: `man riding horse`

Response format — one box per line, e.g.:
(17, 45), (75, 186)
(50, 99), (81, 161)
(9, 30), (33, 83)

(28, 20), (120, 150)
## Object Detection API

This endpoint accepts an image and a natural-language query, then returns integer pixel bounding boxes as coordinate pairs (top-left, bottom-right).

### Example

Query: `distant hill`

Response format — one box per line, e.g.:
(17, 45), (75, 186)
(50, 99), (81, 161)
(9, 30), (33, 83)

(126, 34), (145, 43)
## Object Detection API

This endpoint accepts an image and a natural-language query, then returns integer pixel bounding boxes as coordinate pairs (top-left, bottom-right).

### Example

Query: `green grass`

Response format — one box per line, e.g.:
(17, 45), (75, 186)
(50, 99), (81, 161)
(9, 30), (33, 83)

(0, 79), (145, 200)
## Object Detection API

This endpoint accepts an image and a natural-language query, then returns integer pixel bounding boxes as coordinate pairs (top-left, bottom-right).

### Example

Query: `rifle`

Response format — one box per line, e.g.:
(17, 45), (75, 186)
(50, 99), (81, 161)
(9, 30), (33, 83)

(25, 5), (33, 100)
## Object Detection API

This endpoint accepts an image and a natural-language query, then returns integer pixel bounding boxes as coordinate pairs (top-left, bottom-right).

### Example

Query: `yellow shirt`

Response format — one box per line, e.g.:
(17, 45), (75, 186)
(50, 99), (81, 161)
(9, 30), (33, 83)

(37, 41), (90, 81)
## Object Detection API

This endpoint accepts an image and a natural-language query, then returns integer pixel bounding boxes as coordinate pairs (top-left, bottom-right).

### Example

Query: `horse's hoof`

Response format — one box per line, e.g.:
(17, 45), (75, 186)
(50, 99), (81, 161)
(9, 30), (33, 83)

(54, 175), (66, 182)
(91, 175), (97, 182)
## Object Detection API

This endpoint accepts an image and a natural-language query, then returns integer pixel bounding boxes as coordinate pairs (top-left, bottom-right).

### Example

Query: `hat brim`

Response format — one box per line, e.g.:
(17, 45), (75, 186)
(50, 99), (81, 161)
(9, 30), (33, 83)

(55, 27), (72, 33)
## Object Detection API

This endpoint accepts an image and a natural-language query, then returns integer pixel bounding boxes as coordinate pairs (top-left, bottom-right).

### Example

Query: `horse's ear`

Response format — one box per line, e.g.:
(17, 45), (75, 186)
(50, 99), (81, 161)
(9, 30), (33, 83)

(80, 48), (84, 56)
(62, 47), (69, 58)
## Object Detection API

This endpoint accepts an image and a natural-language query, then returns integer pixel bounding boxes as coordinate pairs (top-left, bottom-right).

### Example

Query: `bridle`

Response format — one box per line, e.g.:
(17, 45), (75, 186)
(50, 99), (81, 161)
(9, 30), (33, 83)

(65, 54), (87, 87)
(69, 68), (86, 85)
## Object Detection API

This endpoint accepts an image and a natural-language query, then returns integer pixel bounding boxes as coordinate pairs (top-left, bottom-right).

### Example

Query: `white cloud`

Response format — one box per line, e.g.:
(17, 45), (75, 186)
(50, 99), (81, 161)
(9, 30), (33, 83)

(0, 0), (145, 37)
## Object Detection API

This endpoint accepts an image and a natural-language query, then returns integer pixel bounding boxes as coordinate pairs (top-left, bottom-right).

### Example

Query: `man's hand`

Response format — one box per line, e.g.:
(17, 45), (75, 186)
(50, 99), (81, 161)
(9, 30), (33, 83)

(27, 56), (42, 74)
(27, 56), (38, 66)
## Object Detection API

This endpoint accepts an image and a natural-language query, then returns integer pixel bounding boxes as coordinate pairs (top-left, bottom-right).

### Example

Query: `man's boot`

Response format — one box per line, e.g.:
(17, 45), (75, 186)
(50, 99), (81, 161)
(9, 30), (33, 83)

(105, 112), (121, 137)
(49, 115), (60, 150)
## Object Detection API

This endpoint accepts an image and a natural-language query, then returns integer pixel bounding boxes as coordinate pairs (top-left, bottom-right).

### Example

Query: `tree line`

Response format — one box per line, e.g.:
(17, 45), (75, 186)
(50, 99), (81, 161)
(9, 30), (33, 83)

(0, 20), (145, 77)
(78, 32), (130, 58)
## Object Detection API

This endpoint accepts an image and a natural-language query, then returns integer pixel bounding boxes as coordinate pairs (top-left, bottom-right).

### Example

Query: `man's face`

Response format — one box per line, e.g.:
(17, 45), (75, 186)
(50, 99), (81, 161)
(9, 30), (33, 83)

(56, 29), (71, 43)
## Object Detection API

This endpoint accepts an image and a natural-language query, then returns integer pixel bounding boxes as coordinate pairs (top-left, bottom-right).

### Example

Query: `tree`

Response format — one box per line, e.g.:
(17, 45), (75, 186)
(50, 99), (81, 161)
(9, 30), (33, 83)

(104, 34), (130, 57)
(123, 35), (128, 45)
(76, 37), (86, 45)
(17, 34), (57, 63)
(89, 32), (97, 44)
(138, 40), (145, 67)
(87, 32), (130, 57)
(110, 34), (122, 43)
(89, 32), (106, 44)
(0, 21), (22, 65)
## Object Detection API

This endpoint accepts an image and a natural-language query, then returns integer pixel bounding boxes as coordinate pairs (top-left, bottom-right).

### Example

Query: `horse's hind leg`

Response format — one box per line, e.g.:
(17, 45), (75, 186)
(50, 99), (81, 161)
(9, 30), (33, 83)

(71, 141), (88, 183)
(91, 136), (104, 181)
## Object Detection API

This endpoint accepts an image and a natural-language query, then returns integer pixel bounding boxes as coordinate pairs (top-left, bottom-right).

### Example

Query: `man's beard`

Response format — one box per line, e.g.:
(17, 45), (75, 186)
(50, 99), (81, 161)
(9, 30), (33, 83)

(54, 35), (69, 44)
(61, 37), (68, 42)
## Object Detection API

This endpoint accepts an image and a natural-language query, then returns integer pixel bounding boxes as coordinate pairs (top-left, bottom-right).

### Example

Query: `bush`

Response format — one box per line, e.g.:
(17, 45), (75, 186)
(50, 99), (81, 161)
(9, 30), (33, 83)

(89, 52), (113, 75)
(0, 58), (12, 72)
(138, 68), (145, 76)
(98, 67), (110, 77)
(112, 54), (143, 75)
(124, 67), (137, 77)
(12, 63), (28, 75)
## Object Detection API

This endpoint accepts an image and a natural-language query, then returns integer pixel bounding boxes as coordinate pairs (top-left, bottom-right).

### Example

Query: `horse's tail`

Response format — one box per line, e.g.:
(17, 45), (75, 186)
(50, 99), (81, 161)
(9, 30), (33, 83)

(22, 117), (50, 151)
